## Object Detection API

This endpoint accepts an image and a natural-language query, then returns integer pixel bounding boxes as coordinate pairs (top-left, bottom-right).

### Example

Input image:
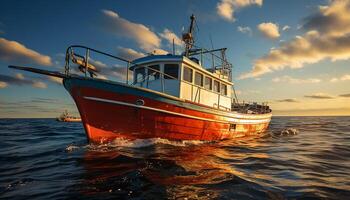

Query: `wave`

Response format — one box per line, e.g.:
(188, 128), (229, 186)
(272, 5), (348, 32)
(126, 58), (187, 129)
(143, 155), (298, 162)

(273, 128), (299, 136)
(65, 145), (81, 152)
(86, 137), (206, 150)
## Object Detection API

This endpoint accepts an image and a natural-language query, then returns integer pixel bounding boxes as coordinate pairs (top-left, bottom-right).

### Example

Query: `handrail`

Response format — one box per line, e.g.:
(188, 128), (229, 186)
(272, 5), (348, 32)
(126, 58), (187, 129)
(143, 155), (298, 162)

(65, 45), (132, 82)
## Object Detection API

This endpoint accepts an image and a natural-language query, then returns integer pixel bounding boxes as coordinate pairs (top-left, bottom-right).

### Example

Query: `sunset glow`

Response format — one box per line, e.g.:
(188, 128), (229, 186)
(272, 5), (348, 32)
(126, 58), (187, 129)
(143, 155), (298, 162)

(0, 0), (349, 117)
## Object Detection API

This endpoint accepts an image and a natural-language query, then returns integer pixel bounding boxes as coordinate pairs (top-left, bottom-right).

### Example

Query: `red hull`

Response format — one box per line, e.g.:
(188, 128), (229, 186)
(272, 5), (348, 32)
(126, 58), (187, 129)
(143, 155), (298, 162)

(64, 78), (271, 143)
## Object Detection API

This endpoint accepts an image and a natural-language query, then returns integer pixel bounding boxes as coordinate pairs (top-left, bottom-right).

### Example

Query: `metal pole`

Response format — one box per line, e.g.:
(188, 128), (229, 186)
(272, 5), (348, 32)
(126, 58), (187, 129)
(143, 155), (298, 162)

(200, 48), (203, 66)
(173, 38), (175, 55)
(126, 62), (130, 84)
(85, 49), (90, 77)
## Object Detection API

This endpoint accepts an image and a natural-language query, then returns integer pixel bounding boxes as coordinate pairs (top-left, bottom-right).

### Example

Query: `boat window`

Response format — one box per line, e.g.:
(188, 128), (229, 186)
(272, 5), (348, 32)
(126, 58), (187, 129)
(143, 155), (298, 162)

(221, 83), (227, 96)
(204, 77), (212, 90)
(164, 64), (179, 79)
(213, 80), (220, 93)
(134, 67), (145, 83)
(195, 72), (203, 86)
(183, 66), (193, 83)
(147, 65), (160, 81)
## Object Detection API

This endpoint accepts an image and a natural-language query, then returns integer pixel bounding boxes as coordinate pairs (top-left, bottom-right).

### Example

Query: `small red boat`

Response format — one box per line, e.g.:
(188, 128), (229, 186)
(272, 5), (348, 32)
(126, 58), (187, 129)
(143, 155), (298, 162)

(9, 15), (272, 143)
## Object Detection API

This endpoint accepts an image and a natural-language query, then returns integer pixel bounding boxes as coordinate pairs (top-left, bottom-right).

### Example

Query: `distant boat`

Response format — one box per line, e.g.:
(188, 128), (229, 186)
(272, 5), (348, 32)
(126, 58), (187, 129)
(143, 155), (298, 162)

(56, 110), (81, 122)
(9, 15), (272, 143)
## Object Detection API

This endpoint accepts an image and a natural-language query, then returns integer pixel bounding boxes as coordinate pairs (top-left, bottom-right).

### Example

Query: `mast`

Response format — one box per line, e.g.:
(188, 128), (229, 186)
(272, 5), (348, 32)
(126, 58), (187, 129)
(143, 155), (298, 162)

(182, 14), (196, 57)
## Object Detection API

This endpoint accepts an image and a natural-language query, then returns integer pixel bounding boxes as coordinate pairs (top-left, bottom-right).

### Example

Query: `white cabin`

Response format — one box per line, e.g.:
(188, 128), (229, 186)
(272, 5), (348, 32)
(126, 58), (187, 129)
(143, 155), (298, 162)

(131, 55), (233, 111)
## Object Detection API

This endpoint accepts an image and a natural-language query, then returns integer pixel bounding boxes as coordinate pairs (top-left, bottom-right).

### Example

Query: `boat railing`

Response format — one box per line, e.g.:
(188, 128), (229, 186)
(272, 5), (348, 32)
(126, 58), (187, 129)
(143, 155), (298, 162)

(65, 45), (133, 83)
(64, 45), (260, 113)
(187, 47), (233, 81)
(232, 101), (272, 114)
(65, 45), (180, 85)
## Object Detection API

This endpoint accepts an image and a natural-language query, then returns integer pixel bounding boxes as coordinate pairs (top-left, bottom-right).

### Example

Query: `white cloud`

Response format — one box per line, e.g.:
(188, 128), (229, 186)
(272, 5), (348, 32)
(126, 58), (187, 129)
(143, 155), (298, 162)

(152, 48), (169, 55)
(257, 22), (280, 39)
(48, 76), (62, 84)
(0, 38), (52, 66)
(237, 26), (252, 35)
(330, 74), (350, 82)
(101, 10), (161, 52)
(282, 25), (290, 31)
(0, 73), (47, 89)
(32, 81), (47, 89)
(0, 81), (7, 88)
(117, 47), (146, 61)
(217, 0), (263, 22)
(15, 73), (25, 80)
(159, 29), (183, 47)
(272, 75), (321, 84)
(240, 0), (350, 79)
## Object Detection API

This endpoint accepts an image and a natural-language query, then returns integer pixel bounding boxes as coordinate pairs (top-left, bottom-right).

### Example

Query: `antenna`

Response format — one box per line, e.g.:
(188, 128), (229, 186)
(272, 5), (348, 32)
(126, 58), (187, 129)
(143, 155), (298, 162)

(172, 38), (175, 55)
(182, 14), (196, 57)
(209, 34), (215, 69)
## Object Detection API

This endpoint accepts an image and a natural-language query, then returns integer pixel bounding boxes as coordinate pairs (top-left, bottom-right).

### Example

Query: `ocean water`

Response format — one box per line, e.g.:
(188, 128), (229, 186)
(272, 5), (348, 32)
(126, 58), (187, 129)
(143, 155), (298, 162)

(0, 117), (349, 199)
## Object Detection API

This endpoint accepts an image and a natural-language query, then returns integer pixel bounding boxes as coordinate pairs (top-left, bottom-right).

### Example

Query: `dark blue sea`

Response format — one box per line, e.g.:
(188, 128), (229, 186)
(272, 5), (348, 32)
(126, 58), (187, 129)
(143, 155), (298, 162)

(0, 117), (349, 200)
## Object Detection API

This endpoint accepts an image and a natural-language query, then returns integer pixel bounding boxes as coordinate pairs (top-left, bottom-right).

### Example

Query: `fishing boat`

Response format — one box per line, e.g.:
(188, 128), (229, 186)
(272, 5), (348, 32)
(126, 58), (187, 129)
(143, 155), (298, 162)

(9, 15), (272, 143)
(56, 110), (81, 122)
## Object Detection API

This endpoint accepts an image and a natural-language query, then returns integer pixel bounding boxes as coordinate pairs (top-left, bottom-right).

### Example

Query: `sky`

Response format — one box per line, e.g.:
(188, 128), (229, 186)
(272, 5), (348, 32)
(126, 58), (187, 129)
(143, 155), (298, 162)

(0, 0), (350, 118)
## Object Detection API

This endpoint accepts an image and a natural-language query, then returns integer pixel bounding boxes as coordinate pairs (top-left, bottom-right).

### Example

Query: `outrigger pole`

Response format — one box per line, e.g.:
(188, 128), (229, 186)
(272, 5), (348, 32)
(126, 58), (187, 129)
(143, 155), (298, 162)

(8, 65), (67, 78)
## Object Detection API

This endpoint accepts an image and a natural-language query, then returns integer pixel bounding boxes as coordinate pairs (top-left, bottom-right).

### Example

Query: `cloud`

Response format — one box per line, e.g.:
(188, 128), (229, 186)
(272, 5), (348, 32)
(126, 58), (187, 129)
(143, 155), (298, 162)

(257, 22), (280, 39)
(237, 26), (252, 35)
(339, 93), (350, 97)
(217, 0), (263, 22)
(272, 75), (321, 84)
(110, 65), (133, 82)
(302, 1), (350, 37)
(30, 97), (60, 104)
(0, 73), (47, 89)
(32, 81), (47, 88)
(48, 76), (62, 84)
(304, 92), (334, 99)
(0, 81), (7, 88)
(240, 0), (350, 79)
(152, 48), (169, 55)
(117, 47), (146, 61)
(276, 98), (299, 103)
(101, 10), (161, 52)
(330, 74), (350, 82)
(282, 25), (290, 31)
(159, 29), (183, 47)
(15, 73), (25, 80)
(0, 38), (52, 66)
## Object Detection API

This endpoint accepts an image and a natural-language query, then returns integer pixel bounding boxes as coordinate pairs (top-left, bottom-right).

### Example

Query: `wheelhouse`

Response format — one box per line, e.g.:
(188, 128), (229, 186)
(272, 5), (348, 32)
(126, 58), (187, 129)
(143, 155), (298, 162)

(131, 55), (233, 111)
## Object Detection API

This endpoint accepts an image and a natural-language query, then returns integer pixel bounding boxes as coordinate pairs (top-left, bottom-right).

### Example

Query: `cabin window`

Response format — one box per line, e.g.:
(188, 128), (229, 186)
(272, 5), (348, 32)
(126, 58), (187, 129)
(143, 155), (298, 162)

(134, 67), (145, 83)
(195, 72), (203, 86)
(164, 64), (179, 79)
(183, 66), (193, 83)
(147, 65), (160, 81)
(204, 77), (212, 90)
(213, 80), (220, 93)
(221, 83), (227, 96)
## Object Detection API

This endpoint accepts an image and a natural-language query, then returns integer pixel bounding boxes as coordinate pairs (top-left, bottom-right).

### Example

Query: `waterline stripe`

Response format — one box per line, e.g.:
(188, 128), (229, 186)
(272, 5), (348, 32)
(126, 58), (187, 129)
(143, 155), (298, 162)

(83, 96), (271, 124)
